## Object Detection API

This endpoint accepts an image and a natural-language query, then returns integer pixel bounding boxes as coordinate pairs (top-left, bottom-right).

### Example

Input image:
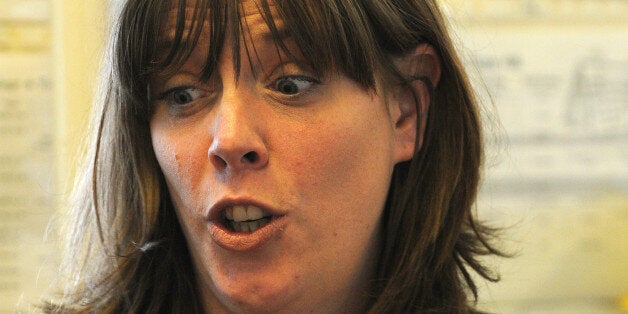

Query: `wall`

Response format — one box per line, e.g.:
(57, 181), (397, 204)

(443, 0), (628, 312)
(0, 0), (626, 312)
(0, 0), (106, 311)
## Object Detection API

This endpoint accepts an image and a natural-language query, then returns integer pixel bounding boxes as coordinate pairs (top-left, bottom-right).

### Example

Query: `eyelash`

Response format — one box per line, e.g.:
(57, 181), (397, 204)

(153, 72), (321, 115)
(156, 86), (207, 116)
(158, 86), (197, 102)
(268, 75), (320, 101)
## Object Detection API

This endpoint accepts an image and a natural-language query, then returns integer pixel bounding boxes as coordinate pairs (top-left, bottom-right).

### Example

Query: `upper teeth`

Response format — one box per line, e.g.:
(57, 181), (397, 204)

(225, 205), (266, 222)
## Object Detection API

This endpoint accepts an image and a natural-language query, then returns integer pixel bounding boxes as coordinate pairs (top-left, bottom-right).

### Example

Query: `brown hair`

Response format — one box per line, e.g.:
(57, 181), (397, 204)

(43, 0), (504, 312)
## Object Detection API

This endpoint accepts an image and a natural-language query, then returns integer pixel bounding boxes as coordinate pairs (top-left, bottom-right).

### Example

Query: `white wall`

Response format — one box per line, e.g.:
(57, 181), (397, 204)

(0, 0), (626, 312)
(442, 0), (628, 312)
(0, 0), (107, 311)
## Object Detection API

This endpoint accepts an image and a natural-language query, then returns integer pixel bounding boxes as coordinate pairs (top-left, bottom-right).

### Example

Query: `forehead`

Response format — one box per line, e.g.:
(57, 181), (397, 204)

(152, 0), (294, 81)
(160, 0), (281, 40)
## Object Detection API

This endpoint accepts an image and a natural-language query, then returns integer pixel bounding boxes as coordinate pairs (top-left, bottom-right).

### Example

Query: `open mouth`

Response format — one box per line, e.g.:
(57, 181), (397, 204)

(222, 205), (273, 233)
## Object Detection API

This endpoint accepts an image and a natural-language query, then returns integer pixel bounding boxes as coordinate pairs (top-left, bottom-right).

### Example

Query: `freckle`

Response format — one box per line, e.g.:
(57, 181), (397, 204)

(333, 232), (338, 237)
(175, 154), (180, 161)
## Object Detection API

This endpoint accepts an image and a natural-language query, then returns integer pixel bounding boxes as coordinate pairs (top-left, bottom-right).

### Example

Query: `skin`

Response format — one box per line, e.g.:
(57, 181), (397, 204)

(148, 2), (430, 313)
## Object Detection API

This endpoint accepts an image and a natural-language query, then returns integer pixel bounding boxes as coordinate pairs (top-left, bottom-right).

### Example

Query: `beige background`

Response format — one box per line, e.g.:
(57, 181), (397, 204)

(0, 0), (626, 312)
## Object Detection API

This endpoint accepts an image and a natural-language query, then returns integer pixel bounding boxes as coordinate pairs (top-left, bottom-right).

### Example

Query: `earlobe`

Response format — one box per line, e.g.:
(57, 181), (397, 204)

(391, 44), (442, 163)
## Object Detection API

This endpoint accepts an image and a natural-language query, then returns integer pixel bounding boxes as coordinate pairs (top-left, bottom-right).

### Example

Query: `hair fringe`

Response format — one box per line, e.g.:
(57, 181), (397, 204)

(42, 0), (507, 312)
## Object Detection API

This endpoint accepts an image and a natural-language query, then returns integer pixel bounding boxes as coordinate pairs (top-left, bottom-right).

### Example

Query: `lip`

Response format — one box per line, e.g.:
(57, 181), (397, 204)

(206, 197), (287, 252)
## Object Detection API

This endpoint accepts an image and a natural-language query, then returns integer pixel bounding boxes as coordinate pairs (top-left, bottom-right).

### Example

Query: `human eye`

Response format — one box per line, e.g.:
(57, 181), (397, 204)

(159, 86), (203, 106)
(269, 75), (320, 97)
(154, 85), (213, 117)
(272, 75), (317, 95)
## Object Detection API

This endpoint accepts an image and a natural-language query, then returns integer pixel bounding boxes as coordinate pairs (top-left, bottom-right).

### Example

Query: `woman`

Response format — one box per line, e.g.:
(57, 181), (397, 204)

(45, 0), (503, 312)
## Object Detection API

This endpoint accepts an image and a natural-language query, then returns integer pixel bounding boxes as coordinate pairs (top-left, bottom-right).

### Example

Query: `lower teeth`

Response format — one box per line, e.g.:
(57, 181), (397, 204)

(230, 218), (270, 233)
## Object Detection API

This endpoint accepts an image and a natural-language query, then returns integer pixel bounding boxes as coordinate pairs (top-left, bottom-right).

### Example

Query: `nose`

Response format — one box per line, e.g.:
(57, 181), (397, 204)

(208, 99), (269, 173)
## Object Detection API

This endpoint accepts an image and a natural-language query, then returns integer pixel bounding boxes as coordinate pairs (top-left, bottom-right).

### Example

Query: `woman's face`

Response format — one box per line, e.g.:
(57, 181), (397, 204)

(149, 2), (415, 312)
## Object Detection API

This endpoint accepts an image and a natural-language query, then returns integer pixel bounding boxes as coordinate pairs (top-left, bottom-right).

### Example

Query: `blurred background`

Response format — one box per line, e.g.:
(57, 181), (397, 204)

(0, 0), (626, 313)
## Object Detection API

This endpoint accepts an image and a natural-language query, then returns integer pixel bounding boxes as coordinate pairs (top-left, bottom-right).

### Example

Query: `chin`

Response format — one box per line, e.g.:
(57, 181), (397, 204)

(206, 266), (306, 313)
(213, 289), (303, 313)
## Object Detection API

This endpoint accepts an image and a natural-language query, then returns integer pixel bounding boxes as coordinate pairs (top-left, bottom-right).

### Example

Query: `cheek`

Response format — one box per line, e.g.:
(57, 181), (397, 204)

(150, 125), (209, 211)
(278, 121), (345, 187)
(283, 111), (395, 211)
(151, 130), (178, 179)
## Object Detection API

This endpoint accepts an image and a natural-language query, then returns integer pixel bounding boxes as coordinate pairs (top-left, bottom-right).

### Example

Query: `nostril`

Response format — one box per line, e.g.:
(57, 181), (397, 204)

(211, 154), (228, 169)
(242, 151), (259, 163)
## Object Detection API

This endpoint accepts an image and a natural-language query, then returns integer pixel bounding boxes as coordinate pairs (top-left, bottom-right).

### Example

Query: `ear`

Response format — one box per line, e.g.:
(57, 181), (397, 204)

(391, 44), (441, 163)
